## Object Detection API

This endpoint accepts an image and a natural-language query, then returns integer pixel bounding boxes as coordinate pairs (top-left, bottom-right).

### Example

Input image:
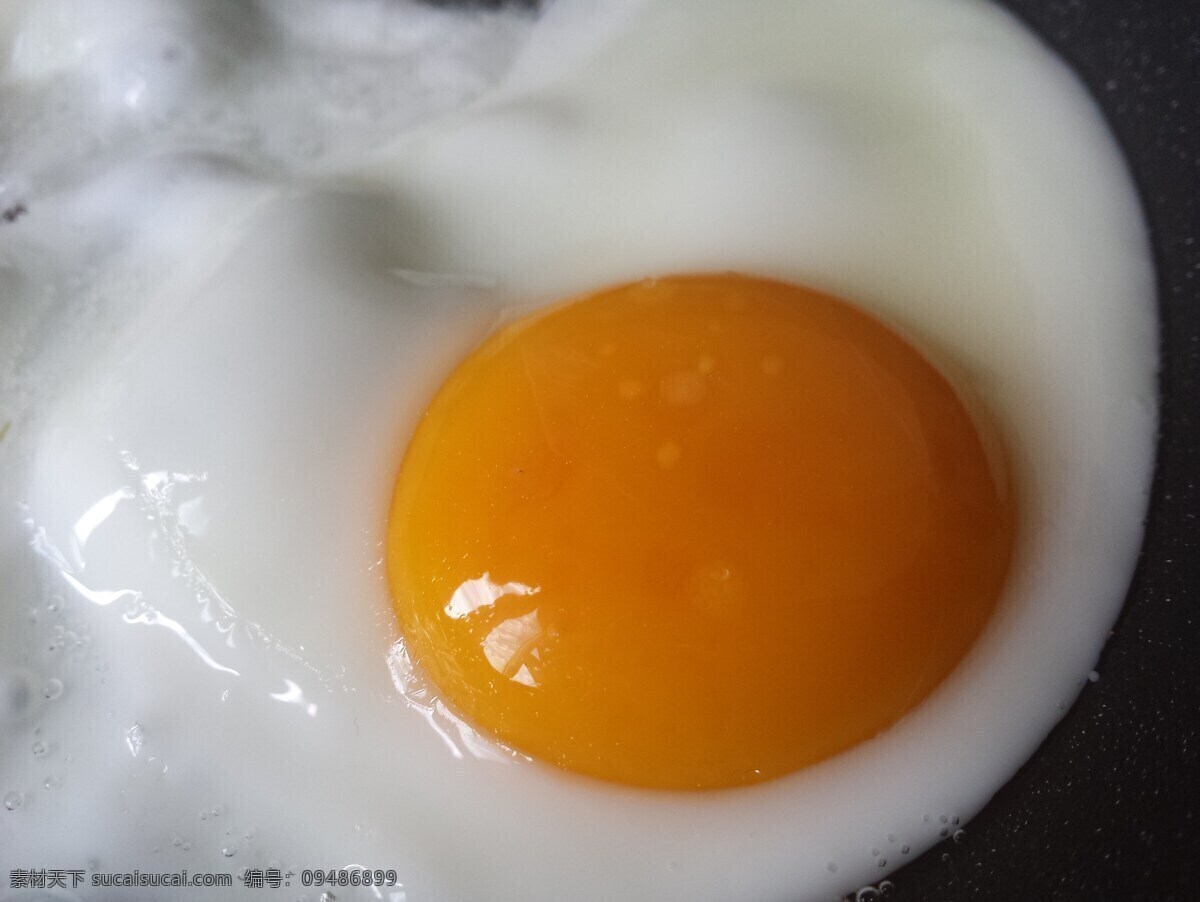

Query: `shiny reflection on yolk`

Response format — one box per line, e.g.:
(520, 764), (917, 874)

(387, 273), (1015, 790)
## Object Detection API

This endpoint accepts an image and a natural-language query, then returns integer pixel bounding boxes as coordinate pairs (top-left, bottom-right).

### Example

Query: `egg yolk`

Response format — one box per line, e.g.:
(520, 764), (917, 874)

(387, 273), (1014, 790)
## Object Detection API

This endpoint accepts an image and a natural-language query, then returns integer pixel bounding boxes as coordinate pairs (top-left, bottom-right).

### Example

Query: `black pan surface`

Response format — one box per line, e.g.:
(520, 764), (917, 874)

(880, 2), (1200, 900)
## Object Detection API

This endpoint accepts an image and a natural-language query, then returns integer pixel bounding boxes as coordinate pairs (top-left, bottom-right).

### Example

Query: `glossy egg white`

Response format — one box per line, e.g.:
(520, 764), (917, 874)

(0, 1), (1155, 900)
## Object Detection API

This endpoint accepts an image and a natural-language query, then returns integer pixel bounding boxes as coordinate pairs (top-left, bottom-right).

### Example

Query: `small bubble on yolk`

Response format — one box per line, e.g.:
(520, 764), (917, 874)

(387, 273), (1015, 790)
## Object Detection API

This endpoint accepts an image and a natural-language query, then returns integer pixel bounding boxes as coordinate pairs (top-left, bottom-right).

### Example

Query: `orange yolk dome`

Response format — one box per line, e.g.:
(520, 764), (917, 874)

(387, 273), (1015, 790)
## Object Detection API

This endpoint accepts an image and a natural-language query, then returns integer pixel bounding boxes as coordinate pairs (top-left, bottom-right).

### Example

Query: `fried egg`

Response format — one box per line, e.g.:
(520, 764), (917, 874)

(0, 0), (1155, 900)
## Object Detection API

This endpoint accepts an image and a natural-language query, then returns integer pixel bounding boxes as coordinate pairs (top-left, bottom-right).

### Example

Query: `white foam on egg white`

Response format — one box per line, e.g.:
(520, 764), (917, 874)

(0, 1), (1155, 900)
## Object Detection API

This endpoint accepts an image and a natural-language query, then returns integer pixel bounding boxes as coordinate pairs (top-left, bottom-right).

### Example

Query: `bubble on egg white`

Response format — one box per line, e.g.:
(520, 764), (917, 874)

(123, 722), (145, 757)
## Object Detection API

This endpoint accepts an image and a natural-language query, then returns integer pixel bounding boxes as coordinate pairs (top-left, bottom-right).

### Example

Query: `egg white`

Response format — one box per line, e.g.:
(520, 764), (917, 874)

(0, 1), (1155, 900)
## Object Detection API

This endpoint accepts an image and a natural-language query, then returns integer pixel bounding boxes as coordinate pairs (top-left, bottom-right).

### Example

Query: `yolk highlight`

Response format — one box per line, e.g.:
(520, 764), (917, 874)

(387, 274), (1015, 790)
